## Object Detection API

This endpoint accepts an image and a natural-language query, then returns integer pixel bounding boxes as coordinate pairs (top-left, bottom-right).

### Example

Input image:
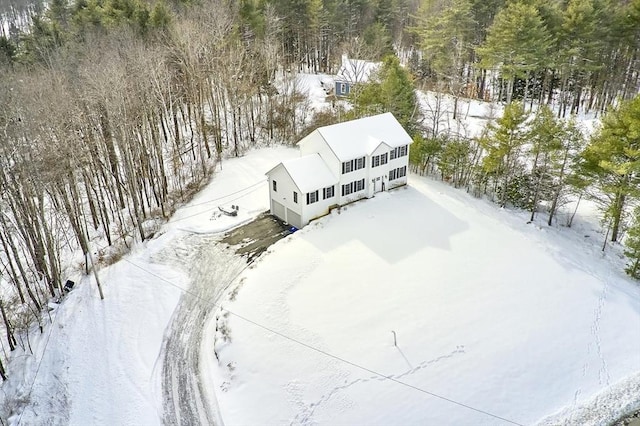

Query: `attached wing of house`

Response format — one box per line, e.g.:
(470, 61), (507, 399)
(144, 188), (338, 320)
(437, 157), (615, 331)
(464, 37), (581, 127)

(266, 112), (412, 228)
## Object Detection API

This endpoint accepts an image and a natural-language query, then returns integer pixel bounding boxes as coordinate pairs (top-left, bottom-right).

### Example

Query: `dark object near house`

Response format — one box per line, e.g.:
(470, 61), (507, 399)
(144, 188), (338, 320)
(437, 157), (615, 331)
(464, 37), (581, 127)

(218, 206), (238, 217)
(289, 226), (298, 233)
(64, 280), (75, 292)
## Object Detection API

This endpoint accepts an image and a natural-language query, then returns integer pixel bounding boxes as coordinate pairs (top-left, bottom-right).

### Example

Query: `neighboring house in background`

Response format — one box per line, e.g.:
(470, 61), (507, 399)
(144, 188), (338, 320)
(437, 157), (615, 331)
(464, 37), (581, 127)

(266, 112), (412, 229)
(333, 54), (380, 97)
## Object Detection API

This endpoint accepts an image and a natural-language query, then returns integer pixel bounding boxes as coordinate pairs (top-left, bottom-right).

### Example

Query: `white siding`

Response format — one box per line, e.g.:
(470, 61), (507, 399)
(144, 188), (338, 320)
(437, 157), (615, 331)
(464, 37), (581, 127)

(338, 164), (368, 205)
(270, 114), (413, 227)
(387, 144), (410, 189)
(368, 143), (391, 196)
(301, 185), (338, 224)
(267, 166), (303, 225)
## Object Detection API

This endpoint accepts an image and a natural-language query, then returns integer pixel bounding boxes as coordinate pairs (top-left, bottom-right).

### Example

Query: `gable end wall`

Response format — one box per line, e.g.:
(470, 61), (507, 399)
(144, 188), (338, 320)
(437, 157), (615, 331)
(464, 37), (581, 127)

(267, 166), (304, 226)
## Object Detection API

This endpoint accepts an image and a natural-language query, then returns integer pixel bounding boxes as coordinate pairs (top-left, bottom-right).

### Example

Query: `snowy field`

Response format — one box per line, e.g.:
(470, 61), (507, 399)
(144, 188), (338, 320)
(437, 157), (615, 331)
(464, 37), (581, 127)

(211, 176), (640, 424)
(2, 72), (638, 425)
(3, 144), (639, 425)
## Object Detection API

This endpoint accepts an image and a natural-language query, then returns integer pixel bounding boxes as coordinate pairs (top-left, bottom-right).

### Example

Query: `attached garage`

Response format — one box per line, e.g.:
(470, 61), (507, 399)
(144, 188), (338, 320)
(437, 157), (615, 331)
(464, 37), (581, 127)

(266, 153), (339, 230)
(286, 208), (302, 229)
(271, 199), (286, 222)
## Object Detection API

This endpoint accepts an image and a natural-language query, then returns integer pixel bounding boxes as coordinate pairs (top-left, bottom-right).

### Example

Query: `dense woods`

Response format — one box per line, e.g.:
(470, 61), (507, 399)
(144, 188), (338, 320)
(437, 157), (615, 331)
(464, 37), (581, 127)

(0, 0), (640, 384)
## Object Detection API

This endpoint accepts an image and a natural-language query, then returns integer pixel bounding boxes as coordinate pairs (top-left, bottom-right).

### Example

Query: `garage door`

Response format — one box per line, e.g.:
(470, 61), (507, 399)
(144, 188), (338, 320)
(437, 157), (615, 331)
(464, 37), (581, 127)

(286, 208), (302, 229)
(271, 200), (286, 221)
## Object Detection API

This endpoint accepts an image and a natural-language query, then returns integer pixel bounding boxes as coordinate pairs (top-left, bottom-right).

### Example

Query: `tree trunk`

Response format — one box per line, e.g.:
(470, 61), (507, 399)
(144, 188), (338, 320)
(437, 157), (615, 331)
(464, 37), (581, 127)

(0, 301), (16, 351)
(611, 191), (626, 242)
(548, 147), (570, 226)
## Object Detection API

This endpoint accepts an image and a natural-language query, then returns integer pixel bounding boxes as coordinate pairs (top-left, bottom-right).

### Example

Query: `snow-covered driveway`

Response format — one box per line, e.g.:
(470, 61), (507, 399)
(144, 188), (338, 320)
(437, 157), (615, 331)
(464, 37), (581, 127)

(3, 148), (298, 426)
(156, 233), (246, 426)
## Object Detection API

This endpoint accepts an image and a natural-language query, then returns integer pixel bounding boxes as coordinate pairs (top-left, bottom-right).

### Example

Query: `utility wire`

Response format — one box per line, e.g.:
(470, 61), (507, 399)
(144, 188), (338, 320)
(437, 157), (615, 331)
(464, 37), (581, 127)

(93, 180), (267, 252)
(13, 177), (262, 425)
(13, 175), (261, 424)
(122, 257), (524, 426)
(168, 182), (266, 223)
(177, 180), (266, 209)
(16, 299), (62, 426)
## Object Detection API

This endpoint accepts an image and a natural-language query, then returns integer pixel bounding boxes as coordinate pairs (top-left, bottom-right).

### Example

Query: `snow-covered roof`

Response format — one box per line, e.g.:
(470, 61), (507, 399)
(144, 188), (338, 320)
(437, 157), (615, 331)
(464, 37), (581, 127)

(336, 54), (379, 83)
(367, 136), (391, 154)
(308, 112), (413, 161)
(279, 154), (338, 193)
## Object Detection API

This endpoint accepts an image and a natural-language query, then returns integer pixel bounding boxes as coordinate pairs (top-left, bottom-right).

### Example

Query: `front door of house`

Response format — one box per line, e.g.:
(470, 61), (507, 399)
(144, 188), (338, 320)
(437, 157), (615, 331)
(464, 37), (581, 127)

(374, 176), (382, 193)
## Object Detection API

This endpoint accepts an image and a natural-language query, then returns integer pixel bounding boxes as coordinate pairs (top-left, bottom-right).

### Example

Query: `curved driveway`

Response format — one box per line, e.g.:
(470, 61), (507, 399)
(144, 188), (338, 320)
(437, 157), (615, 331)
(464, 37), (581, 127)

(158, 233), (246, 426)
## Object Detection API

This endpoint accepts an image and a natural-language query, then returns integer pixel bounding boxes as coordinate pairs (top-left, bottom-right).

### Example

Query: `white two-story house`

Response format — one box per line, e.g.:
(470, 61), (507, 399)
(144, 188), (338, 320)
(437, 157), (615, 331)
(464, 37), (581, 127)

(266, 112), (412, 229)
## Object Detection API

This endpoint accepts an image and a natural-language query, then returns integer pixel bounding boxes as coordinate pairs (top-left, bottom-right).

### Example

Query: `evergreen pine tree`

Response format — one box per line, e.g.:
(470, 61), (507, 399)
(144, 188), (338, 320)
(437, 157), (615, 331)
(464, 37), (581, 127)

(579, 95), (640, 242)
(415, 0), (474, 79)
(527, 105), (563, 221)
(414, 0), (474, 115)
(547, 117), (585, 226)
(479, 101), (528, 207)
(477, 2), (552, 103)
(409, 134), (443, 175)
(349, 55), (419, 135)
(438, 138), (472, 188)
(624, 207), (640, 279)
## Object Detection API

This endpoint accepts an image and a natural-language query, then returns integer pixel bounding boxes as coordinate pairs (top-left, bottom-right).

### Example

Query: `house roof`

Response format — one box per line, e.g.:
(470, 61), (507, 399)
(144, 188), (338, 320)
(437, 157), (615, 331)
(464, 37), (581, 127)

(336, 55), (379, 83)
(308, 112), (413, 161)
(367, 136), (391, 154)
(278, 154), (338, 194)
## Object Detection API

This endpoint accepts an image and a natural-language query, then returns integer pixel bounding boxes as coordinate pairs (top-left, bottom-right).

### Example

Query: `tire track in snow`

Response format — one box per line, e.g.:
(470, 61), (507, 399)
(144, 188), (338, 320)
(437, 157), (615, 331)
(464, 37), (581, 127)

(292, 346), (466, 425)
(153, 233), (246, 426)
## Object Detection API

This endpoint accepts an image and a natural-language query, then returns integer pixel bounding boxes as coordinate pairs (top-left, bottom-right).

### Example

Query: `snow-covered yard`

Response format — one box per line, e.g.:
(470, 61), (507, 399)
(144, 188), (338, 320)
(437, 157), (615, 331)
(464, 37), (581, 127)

(3, 143), (639, 425)
(212, 173), (640, 425)
(2, 67), (639, 424)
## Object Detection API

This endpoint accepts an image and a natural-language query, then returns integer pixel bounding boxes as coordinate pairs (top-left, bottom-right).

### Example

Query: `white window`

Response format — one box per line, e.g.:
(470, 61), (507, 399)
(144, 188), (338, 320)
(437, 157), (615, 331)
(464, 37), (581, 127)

(323, 186), (334, 199)
(339, 82), (346, 95)
(293, 191), (298, 203)
(342, 160), (353, 174)
(342, 179), (364, 195)
(343, 157), (365, 174)
(389, 166), (406, 181)
(390, 146), (407, 159)
(306, 190), (319, 204)
(373, 153), (388, 167)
